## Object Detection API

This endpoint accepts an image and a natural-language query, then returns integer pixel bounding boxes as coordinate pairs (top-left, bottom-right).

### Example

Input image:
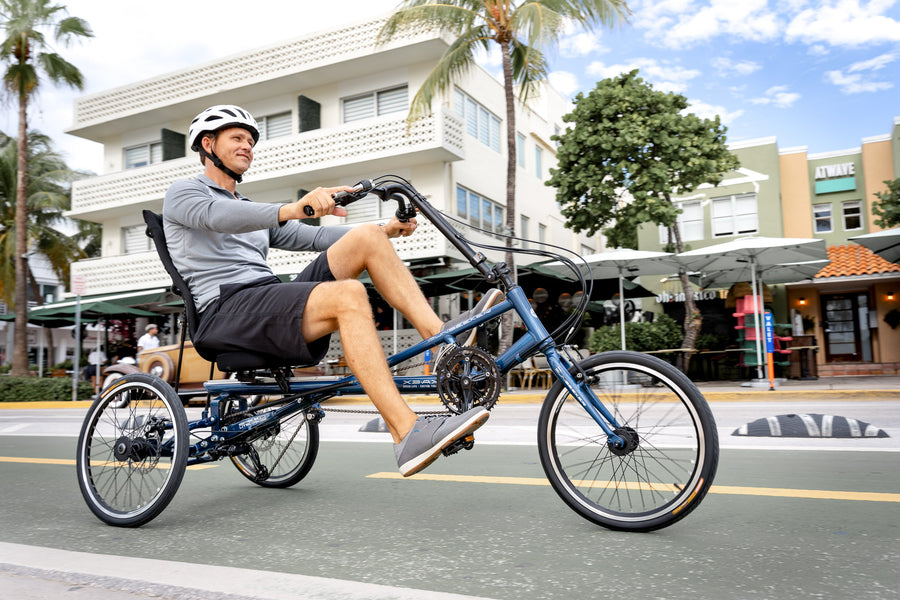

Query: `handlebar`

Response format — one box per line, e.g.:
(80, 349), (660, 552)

(302, 179), (374, 216)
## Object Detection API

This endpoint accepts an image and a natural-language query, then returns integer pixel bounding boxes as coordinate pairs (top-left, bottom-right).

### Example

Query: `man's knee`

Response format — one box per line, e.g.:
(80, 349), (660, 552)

(331, 279), (370, 313)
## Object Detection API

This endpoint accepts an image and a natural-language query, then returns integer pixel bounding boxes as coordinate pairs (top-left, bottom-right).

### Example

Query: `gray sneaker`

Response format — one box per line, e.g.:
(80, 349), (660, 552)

(394, 406), (490, 477)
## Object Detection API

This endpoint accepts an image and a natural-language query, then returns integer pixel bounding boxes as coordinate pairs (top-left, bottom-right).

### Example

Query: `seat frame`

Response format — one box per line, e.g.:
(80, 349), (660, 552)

(142, 210), (296, 392)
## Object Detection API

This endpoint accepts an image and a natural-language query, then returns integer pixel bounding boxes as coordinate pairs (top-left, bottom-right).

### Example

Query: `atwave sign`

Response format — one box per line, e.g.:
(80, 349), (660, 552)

(814, 162), (856, 194)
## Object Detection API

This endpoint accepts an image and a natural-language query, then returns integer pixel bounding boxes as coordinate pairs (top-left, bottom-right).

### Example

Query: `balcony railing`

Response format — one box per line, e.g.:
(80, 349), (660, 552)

(69, 110), (465, 220)
(69, 19), (443, 131)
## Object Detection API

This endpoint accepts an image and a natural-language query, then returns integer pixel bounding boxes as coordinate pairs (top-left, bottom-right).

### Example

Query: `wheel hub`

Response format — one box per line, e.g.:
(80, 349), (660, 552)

(607, 426), (639, 456)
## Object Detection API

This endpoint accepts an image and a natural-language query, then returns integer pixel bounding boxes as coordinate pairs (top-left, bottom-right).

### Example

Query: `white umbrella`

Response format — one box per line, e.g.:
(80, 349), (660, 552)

(679, 237), (828, 379)
(697, 259), (830, 288)
(849, 227), (900, 264)
(544, 249), (681, 350)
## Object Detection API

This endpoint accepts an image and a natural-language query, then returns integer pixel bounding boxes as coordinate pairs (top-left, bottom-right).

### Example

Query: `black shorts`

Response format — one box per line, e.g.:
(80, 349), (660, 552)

(193, 252), (335, 366)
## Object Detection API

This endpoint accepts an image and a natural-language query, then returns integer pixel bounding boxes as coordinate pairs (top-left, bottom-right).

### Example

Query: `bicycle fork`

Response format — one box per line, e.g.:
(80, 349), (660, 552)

(501, 287), (627, 449)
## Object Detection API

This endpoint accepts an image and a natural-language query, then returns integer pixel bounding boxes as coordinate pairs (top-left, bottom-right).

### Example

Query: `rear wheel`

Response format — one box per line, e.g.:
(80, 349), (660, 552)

(538, 351), (718, 532)
(76, 373), (188, 527)
(230, 406), (319, 488)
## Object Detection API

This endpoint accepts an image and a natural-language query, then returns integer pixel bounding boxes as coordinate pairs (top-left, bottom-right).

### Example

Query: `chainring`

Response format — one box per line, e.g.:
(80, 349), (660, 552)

(435, 346), (501, 415)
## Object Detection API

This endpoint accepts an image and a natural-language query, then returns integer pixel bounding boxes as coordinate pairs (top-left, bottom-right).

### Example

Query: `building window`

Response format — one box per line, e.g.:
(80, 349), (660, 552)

(538, 223), (547, 243)
(535, 146), (543, 179)
(711, 193), (758, 237)
(520, 215), (530, 249)
(124, 142), (162, 170)
(258, 112), (292, 140)
(342, 85), (408, 123)
(813, 203), (832, 233)
(516, 133), (525, 168)
(660, 200), (703, 243)
(456, 186), (504, 233)
(122, 224), (152, 254)
(842, 201), (862, 231)
(453, 88), (501, 152)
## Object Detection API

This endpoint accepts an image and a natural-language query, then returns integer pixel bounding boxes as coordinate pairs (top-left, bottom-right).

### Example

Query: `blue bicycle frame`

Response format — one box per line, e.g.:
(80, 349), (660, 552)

(179, 180), (626, 466)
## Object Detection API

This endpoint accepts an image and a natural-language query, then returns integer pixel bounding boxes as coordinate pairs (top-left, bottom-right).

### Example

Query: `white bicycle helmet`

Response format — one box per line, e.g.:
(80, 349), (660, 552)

(189, 105), (259, 151)
(188, 105), (260, 182)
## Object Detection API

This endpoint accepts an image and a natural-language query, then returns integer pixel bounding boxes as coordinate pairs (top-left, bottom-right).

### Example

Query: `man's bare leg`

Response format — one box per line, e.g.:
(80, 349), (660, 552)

(301, 278), (417, 443)
(325, 224), (443, 340)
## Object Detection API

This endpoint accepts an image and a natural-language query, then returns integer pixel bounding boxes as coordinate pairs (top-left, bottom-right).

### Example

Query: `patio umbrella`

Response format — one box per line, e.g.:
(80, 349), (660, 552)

(542, 249), (682, 350)
(678, 237), (828, 379)
(849, 227), (900, 264)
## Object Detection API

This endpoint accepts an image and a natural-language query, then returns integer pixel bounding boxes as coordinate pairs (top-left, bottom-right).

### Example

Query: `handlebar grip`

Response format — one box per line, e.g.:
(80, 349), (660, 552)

(303, 205), (315, 217)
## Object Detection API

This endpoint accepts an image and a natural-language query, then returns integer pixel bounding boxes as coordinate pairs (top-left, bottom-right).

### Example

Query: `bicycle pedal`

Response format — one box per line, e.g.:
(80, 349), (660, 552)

(442, 435), (475, 457)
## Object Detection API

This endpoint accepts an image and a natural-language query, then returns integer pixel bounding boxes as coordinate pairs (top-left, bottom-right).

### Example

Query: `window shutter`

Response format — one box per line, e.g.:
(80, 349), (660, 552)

(343, 94), (374, 122)
(161, 129), (185, 161)
(266, 113), (292, 139)
(377, 86), (408, 116)
(297, 95), (321, 132)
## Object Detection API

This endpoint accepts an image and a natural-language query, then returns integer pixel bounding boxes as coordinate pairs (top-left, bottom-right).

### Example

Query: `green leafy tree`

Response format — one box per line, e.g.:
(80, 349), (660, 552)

(379, 0), (629, 350)
(547, 69), (739, 361)
(872, 177), (900, 228)
(0, 0), (92, 375)
(0, 130), (96, 307)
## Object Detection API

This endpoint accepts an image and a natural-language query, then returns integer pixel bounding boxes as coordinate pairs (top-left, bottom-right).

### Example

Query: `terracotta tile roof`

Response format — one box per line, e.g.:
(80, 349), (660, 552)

(815, 243), (900, 278)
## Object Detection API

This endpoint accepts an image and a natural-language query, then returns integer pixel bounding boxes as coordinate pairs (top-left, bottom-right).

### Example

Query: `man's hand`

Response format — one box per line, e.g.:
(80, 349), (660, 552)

(280, 186), (352, 221)
(381, 215), (418, 238)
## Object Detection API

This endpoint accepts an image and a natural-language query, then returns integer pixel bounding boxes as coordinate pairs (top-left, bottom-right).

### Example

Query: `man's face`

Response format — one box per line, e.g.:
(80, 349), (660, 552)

(149, 327), (158, 336)
(206, 126), (255, 174)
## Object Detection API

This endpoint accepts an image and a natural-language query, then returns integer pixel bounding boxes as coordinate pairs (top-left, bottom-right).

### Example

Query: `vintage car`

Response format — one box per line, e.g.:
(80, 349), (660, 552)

(103, 341), (226, 399)
(103, 341), (328, 401)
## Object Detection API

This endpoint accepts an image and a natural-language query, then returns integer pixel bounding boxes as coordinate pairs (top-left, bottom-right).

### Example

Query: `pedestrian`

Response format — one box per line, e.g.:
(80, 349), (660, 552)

(137, 324), (160, 353)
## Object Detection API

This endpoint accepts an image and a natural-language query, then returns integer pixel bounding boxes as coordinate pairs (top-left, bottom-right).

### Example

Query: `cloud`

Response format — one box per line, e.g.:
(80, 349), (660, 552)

(548, 71), (581, 96)
(825, 70), (894, 93)
(559, 32), (608, 57)
(633, 0), (781, 49)
(748, 85), (802, 107)
(711, 57), (762, 76)
(785, 0), (900, 46)
(825, 52), (897, 93)
(586, 58), (701, 93)
(848, 52), (897, 71)
(683, 99), (744, 125)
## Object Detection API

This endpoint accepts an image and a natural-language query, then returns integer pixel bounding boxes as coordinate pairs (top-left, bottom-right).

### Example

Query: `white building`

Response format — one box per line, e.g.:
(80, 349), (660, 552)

(64, 18), (593, 356)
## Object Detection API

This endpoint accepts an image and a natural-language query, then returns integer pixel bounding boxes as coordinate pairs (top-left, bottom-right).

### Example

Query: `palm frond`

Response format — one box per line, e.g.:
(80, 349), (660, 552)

(378, 2), (483, 46)
(407, 25), (490, 119)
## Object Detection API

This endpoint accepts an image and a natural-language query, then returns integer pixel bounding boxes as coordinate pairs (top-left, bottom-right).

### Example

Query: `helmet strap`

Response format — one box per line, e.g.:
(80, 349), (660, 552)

(198, 146), (244, 183)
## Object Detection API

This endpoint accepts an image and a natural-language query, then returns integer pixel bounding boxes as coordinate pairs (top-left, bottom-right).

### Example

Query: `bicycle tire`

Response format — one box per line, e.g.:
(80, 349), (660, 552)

(76, 373), (189, 527)
(230, 407), (319, 488)
(538, 351), (718, 532)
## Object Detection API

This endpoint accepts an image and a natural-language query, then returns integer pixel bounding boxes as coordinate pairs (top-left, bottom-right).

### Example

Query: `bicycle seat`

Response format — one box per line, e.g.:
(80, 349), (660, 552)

(143, 210), (300, 375)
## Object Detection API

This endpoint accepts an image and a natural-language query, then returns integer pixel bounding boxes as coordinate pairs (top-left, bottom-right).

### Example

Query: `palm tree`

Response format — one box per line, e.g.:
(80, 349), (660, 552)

(0, 0), (92, 375)
(0, 130), (93, 306)
(379, 0), (629, 350)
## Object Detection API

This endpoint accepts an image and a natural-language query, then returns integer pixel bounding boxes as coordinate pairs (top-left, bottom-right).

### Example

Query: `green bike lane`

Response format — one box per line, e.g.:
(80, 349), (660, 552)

(1, 432), (898, 600)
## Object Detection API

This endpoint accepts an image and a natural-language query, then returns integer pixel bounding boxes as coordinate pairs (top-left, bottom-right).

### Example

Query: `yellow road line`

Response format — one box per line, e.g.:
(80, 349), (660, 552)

(0, 456), (217, 470)
(366, 472), (900, 503)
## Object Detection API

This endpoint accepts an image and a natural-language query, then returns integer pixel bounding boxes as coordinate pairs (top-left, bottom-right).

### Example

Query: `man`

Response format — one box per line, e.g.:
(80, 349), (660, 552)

(164, 105), (500, 477)
(137, 324), (160, 353)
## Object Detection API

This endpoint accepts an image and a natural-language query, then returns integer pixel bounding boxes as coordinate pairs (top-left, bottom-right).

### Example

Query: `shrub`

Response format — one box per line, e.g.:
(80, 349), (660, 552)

(0, 377), (94, 402)
(589, 313), (683, 353)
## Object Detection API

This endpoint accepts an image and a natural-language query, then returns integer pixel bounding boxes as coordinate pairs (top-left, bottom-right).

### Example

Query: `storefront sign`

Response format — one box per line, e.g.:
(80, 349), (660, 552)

(814, 162), (856, 194)
(814, 163), (854, 180)
(655, 289), (723, 304)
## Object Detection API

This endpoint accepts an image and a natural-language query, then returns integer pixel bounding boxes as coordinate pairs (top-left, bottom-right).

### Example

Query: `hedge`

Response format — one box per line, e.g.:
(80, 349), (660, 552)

(588, 313), (683, 354)
(0, 377), (95, 402)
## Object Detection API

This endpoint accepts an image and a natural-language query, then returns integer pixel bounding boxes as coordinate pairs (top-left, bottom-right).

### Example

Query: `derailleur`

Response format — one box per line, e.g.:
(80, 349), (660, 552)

(435, 346), (501, 415)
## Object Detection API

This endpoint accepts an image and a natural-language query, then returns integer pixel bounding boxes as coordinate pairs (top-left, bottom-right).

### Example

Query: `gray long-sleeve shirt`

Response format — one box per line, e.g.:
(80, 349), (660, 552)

(163, 174), (351, 312)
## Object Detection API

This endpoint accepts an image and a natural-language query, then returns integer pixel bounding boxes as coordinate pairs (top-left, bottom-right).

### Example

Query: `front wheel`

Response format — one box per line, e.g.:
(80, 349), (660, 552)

(76, 373), (188, 527)
(538, 351), (718, 532)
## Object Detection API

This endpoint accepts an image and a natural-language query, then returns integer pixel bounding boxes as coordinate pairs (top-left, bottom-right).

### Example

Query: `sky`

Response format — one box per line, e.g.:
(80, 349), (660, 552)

(2, 0), (899, 175)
